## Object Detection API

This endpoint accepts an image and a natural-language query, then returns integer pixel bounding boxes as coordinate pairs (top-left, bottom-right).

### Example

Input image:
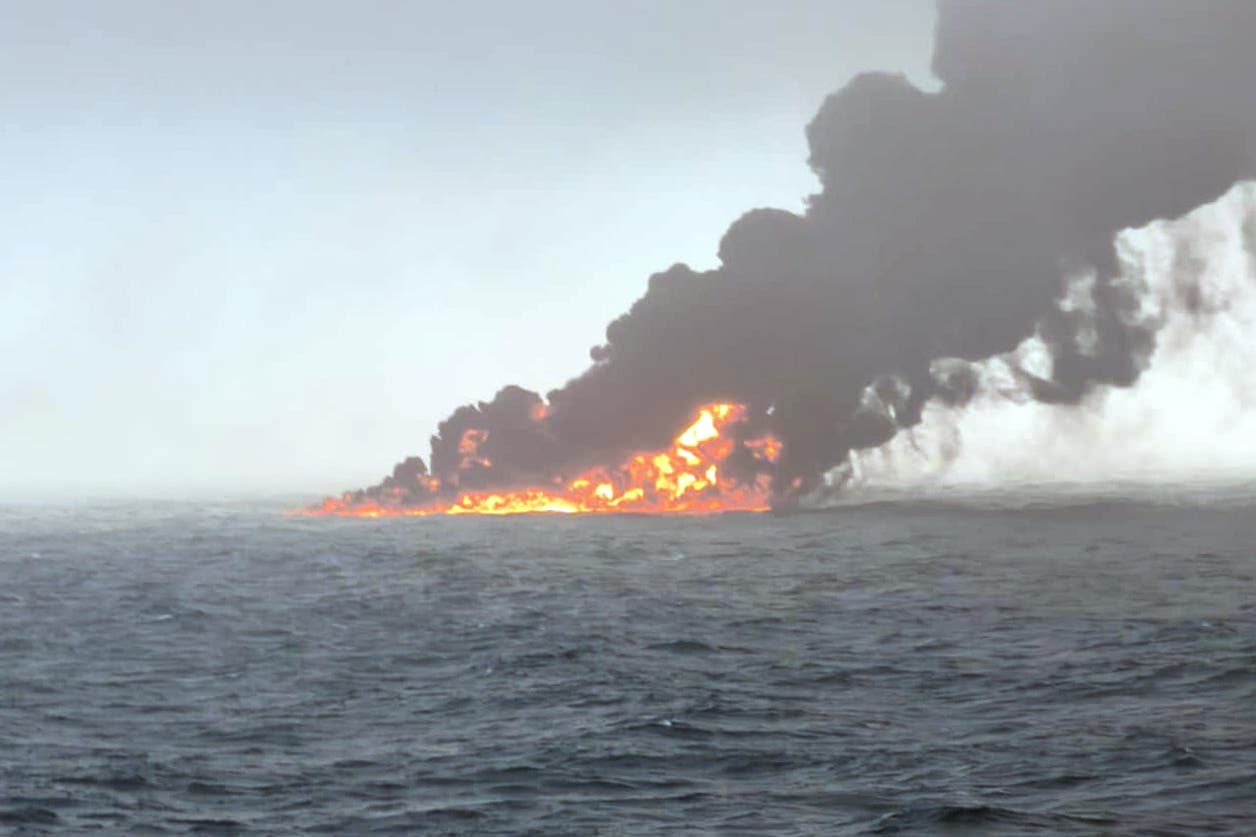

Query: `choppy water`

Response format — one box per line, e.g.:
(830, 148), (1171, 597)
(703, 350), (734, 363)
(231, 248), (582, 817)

(2, 491), (1255, 834)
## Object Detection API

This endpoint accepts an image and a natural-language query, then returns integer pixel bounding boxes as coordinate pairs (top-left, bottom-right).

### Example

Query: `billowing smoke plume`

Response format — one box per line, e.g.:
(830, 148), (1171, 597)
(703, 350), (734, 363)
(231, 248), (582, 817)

(841, 182), (1256, 495)
(343, 0), (1256, 510)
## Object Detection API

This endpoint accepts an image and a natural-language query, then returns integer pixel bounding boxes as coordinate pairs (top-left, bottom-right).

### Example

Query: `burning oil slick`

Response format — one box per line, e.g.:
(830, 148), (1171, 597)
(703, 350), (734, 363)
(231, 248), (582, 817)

(305, 403), (781, 517)
(316, 0), (1256, 516)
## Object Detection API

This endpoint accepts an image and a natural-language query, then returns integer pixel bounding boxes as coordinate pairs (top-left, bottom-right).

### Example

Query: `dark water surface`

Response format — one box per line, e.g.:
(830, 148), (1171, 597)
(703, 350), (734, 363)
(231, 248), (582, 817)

(2, 493), (1255, 834)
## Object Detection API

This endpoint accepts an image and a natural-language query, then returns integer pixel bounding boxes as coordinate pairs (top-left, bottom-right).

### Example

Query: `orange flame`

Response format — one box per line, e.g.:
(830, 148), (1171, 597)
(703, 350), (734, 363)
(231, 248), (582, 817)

(457, 428), (492, 469)
(301, 401), (780, 517)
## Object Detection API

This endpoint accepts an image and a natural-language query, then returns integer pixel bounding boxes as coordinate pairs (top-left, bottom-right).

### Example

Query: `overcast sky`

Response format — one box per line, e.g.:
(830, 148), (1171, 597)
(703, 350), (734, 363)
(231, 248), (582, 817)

(1, 1), (935, 500)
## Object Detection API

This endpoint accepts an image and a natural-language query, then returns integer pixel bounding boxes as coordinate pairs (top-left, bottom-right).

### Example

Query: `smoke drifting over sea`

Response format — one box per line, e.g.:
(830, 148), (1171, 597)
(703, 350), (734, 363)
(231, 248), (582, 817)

(845, 182), (1256, 494)
(331, 0), (1256, 511)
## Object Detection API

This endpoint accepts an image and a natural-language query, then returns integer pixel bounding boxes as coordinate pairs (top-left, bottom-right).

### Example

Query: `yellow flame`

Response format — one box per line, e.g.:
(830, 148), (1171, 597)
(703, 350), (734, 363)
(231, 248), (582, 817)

(300, 401), (781, 518)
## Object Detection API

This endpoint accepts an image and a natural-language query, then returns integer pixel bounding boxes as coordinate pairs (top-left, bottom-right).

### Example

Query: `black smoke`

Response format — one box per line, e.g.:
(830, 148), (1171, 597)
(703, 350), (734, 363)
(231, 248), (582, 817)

(338, 0), (1256, 509)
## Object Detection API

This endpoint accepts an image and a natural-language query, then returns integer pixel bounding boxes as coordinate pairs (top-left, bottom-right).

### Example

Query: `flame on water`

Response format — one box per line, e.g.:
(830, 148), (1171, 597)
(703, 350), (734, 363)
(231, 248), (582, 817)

(300, 402), (781, 517)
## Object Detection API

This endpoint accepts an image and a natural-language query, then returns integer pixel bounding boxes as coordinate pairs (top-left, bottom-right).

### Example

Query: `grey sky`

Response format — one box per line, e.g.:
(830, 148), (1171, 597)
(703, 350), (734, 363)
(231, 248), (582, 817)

(1, 1), (935, 499)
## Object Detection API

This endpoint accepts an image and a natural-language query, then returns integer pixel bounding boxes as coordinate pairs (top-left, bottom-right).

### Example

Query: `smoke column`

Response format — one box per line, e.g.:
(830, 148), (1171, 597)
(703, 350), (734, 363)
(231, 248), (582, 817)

(844, 183), (1256, 494)
(331, 0), (1256, 511)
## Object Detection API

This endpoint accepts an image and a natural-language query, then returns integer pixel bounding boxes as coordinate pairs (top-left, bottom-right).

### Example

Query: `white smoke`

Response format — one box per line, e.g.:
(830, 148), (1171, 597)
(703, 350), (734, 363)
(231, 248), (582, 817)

(835, 181), (1256, 494)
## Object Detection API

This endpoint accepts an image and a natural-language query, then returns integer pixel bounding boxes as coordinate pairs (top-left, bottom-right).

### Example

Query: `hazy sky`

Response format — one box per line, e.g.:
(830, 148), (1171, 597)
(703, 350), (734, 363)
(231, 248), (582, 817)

(1, 1), (936, 499)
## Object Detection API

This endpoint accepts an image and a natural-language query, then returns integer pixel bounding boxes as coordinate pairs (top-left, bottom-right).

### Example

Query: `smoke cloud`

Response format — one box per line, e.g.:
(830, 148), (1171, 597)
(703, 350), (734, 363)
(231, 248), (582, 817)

(843, 182), (1256, 493)
(339, 0), (1256, 509)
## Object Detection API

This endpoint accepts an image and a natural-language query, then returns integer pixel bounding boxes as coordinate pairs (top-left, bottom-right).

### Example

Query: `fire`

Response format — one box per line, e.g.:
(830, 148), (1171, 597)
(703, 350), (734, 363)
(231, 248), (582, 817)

(457, 428), (492, 469)
(301, 401), (781, 517)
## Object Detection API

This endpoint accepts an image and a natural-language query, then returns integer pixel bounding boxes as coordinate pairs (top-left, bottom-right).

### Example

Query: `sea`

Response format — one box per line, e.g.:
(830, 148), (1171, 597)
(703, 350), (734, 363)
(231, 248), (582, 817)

(2, 486), (1254, 834)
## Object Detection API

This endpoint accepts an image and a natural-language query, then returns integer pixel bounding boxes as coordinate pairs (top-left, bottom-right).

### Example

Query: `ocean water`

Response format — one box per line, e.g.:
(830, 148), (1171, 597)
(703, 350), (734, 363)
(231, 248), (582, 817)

(2, 492), (1254, 834)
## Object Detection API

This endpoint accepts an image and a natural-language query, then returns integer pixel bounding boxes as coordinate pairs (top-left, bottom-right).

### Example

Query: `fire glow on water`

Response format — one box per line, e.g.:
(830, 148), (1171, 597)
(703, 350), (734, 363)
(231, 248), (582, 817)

(300, 402), (782, 517)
